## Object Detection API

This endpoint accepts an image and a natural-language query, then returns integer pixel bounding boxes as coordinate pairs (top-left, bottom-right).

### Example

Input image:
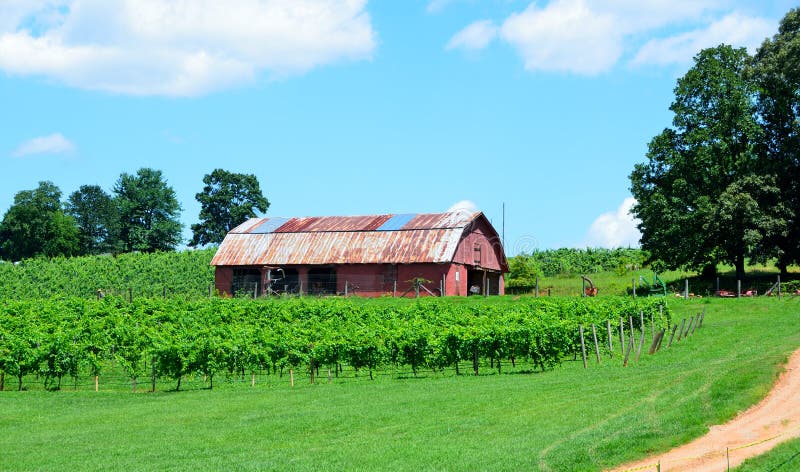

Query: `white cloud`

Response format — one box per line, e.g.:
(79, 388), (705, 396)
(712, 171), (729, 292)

(426, 0), (454, 14)
(450, 0), (774, 75)
(500, 0), (622, 75)
(446, 20), (498, 51)
(583, 197), (641, 248)
(12, 133), (76, 157)
(632, 13), (776, 67)
(447, 199), (479, 214)
(0, 0), (376, 97)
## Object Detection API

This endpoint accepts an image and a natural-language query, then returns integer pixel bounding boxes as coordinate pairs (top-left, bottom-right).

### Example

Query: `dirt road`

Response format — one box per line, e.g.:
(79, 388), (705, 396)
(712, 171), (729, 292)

(608, 348), (800, 472)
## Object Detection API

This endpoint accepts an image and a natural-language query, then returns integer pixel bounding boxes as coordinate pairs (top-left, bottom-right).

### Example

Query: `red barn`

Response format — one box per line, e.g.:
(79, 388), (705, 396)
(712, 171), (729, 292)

(211, 211), (508, 297)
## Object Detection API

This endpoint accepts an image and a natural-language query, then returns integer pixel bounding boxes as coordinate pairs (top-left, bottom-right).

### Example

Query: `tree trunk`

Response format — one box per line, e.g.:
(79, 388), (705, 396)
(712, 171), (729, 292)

(735, 255), (746, 281)
(778, 260), (789, 278)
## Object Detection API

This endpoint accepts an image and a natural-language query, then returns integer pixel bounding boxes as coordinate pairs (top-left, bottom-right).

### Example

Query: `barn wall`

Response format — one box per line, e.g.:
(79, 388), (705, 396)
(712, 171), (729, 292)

(215, 266), (233, 296)
(447, 263), (468, 296)
(396, 263), (451, 297)
(335, 264), (388, 297)
(213, 262), (503, 297)
(452, 218), (506, 272)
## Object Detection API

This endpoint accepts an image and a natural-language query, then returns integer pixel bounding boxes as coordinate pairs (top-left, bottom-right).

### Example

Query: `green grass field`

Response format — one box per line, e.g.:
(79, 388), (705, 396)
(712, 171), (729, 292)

(734, 437), (800, 471)
(1, 297), (798, 471)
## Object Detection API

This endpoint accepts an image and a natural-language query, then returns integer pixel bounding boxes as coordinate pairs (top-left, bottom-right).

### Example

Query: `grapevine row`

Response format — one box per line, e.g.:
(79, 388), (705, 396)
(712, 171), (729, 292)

(0, 296), (670, 391)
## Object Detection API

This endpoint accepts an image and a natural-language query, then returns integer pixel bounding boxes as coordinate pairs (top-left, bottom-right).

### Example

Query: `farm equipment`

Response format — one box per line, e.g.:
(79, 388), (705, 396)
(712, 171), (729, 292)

(263, 266), (286, 296)
(581, 275), (598, 297)
(638, 273), (667, 296)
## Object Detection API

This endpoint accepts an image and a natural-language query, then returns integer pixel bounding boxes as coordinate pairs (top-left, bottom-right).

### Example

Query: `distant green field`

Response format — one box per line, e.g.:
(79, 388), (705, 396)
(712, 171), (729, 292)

(534, 264), (800, 297)
(1, 298), (798, 471)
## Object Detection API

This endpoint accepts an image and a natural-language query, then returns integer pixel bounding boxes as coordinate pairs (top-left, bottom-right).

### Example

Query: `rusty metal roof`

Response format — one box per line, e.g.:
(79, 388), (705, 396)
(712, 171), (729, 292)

(211, 211), (483, 266)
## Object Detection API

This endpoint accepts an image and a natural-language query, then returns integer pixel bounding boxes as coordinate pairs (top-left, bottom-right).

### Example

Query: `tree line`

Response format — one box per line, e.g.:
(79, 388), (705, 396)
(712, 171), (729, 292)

(0, 168), (268, 261)
(631, 9), (800, 280)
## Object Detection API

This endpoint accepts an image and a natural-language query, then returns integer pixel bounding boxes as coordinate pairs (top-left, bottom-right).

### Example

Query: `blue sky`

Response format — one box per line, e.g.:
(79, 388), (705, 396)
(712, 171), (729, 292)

(0, 0), (795, 254)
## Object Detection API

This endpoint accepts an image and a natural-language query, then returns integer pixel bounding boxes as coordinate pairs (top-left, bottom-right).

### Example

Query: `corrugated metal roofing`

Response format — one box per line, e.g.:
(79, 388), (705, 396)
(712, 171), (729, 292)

(376, 213), (416, 231)
(251, 217), (290, 234)
(212, 211), (483, 266)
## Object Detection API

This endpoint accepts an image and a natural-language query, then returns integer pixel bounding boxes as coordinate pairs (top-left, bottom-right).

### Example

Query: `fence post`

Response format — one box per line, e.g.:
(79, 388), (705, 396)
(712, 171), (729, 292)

(667, 324), (679, 348)
(685, 316), (695, 337)
(591, 324), (601, 364)
(606, 320), (613, 358)
(628, 316), (635, 339)
(716, 277), (720, 295)
(579, 325), (587, 369)
(535, 277), (539, 297)
(677, 319), (687, 341)
(635, 327), (645, 363)
(393, 279), (397, 298)
(345, 281), (349, 297)
(618, 317), (625, 356)
(654, 329), (666, 353)
(737, 280), (741, 298)
(632, 278), (636, 298)
(684, 279), (689, 299)
(623, 335), (634, 367)
(778, 275), (781, 300)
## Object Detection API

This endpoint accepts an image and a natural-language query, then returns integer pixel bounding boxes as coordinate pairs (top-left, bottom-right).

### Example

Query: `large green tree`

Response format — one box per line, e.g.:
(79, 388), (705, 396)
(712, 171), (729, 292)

(114, 168), (182, 252)
(0, 181), (79, 260)
(190, 169), (269, 247)
(751, 8), (800, 275)
(66, 185), (121, 255)
(630, 45), (783, 280)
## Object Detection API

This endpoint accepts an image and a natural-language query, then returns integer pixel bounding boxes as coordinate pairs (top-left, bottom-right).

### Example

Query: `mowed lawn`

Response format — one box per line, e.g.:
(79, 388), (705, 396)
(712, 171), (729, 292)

(1, 298), (798, 471)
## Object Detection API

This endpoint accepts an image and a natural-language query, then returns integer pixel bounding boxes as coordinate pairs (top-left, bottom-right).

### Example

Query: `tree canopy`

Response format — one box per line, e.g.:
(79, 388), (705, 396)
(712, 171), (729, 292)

(0, 181), (79, 261)
(750, 8), (800, 273)
(114, 168), (183, 253)
(190, 169), (269, 247)
(66, 185), (121, 255)
(631, 9), (800, 279)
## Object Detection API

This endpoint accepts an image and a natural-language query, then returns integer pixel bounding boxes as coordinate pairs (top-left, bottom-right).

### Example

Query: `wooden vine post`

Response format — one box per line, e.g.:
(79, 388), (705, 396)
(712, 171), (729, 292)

(579, 325), (588, 369)
(591, 324), (601, 364)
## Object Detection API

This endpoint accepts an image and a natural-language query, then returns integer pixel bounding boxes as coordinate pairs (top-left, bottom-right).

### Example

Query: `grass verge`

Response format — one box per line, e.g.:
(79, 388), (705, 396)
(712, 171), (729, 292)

(734, 437), (800, 471)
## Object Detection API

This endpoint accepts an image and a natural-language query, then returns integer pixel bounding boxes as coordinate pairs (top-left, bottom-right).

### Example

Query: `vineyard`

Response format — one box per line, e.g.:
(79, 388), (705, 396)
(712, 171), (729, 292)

(0, 296), (669, 392)
(0, 249), (215, 299)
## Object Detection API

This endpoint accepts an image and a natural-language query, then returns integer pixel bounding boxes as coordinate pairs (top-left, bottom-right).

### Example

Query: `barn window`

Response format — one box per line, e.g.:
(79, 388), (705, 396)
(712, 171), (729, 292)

(473, 244), (482, 265)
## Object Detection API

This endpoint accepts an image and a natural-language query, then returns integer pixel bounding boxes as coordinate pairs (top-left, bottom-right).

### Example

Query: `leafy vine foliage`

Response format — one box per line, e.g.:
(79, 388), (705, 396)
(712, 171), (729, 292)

(0, 297), (669, 391)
